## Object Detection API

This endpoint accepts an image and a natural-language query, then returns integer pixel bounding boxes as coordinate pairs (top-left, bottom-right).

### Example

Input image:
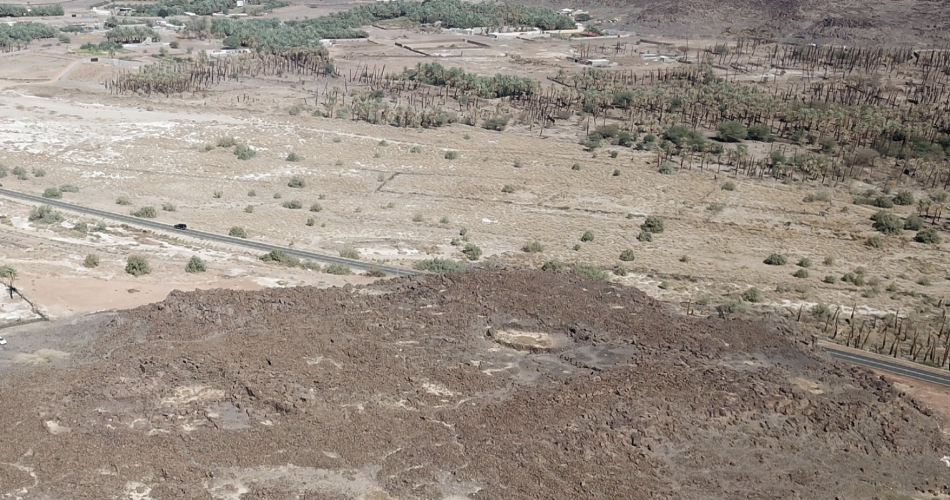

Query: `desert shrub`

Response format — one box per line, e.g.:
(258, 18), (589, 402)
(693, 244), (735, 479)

(915, 229), (942, 244)
(365, 268), (386, 277)
(247, 190), (256, 197)
(287, 176), (306, 188)
(32, 168), (46, 177)
(213, 190), (223, 199)
(185, 256), (206, 273)
(501, 185), (515, 193)
(301, 260), (320, 270)
(572, 163), (581, 171)
(892, 190), (914, 205)
(866, 236), (884, 248)
(513, 159), (523, 168)
(339, 248), (360, 259)
(309, 203), (322, 212)
(273, 192), (282, 199)
(721, 181), (736, 191)
(637, 231), (653, 242)
(0, 165), (6, 177)
(865, 196), (894, 208)
(217, 136), (236, 148)
(260, 250), (299, 267)
(94, 221), (107, 232)
(613, 265), (628, 276)
(822, 275), (836, 283)
(286, 152), (302, 162)
(717, 300), (748, 314)
(412, 213), (424, 222)
(12, 166), (25, 176)
(811, 303), (831, 318)
(28, 205), (62, 224)
(482, 115), (510, 131)
(793, 269), (809, 278)
(73, 221), (88, 233)
(82, 254), (99, 268)
(410, 145), (422, 153)
(541, 260), (566, 271)
(161, 202), (176, 212)
(522, 240), (544, 253)
(871, 211), (903, 235)
(612, 168), (621, 177)
(444, 150), (459, 160)
(609, 150), (619, 158)
(439, 216), (450, 225)
(841, 272), (866, 286)
(717, 121), (747, 142)
(802, 191), (831, 203)
(60, 184), (79, 193)
(619, 249), (636, 261)
(797, 258), (811, 268)
(658, 164), (675, 175)
(641, 216), (664, 234)
(462, 243), (482, 261)
(580, 230), (594, 242)
(763, 253), (787, 265)
(306, 217), (315, 226)
(234, 144), (256, 160)
(747, 123), (773, 141)
(125, 255), (150, 276)
(229, 226), (247, 238)
(574, 264), (607, 281)
(116, 196), (131, 205)
(904, 215), (924, 230)
(42, 187), (61, 199)
(413, 258), (467, 273)
(706, 202), (725, 213)
(282, 199), (302, 209)
(741, 287), (763, 302)
(244, 205), (254, 213)
(131, 206), (156, 218)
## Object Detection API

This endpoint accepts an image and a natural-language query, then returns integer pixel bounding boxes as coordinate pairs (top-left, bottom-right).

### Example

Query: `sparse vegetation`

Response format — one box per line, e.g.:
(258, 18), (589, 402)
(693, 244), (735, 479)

(59, 184), (79, 193)
(721, 181), (736, 191)
(260, 250), (299, 267)
(306, 217), (315, 226)
(741, 287), (763, 303)
(915, 229), (941, 244)
(32, 167), (45, 177)
(42, 187), (61, 199)
(641, 216), (664, 234)
(282, 199), (302, 209)
(247, 190), (256, 197)
(28, 205), (62, 224)
(116, 196), (131, 205)
(619, 249), (635, 261)
(793, 269), (809, 278)
(234, 144), (256, 160)
(823, 275), (837, 284)
(310, 203), (322, 212)
(286, 152), (302, 162)
(82, 254), (99, 268)
(637, 231), (653, 242)
(580, 230), (594, 242)
(903, 215), (924, 230)
(866, 236), (884, 248)
(522, 240), (544, 253)
(803, 191), (831, 203)
(462, 243), (482, 261)
(871, 211), (903, 235)
(339, 248), (360, 259)
(217, 136), (236, 148)
(574, 264), (607, 281)
(213, 190), (223, 199)
(131, 206), (157, 218)
(797, 258), (811, 268)
(413, 258), (467, 273)
(444, 150), (459, 160)
(288, 176), (306, 188)
(763, 253), (787, 266)
(229, 226), (247, 238)
(185, 256), (206, 273)
(162, 202), (176, 212)
(125, 255), (150, 277)
(244, 205), (254, 213)
(412, 213), (424, 222)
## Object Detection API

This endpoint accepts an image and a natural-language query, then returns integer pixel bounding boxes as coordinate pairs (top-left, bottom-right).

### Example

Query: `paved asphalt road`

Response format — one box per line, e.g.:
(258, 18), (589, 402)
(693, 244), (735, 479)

(824, 346), (950, 387)
(0, 187), (416, 276)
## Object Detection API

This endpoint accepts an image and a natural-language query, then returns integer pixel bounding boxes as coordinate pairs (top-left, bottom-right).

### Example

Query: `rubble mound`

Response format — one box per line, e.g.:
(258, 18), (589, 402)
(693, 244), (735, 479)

(0, 269), (947, 499)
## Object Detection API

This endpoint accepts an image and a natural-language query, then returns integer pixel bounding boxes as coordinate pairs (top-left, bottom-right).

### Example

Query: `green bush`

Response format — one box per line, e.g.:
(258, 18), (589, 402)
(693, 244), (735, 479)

(444, 150), (459, 160)
(871, 211), (903, 235)
(116, 196), (131, 205)
(903, 215), (924, 230)
(892, 190), (914, 205)
(823, 275), (836, 284)
(574, 264), (607, 281)
(125, 255), (150, 276)
(747, 123), (773, 141)
(658, 164), (675, 175)
(273, 192), (282, 199)
(412, 213), (424, 222)
(82, 254), (99, 268)
(234, 144), (256, 160)
(717, 300), (748, 314)
(792, 269), (809, 278)
(339, 248), (360, 259)
(310, 203), (322, 212)
(185, 256), (206, 273)
(247, 190), (256, 197)
(571, 163), (581, 171)
(501, 184), (515, 193)
(131, 206), (156, 218)
(641, 216), (665, 234)
(619, 249), (635, 261)
(229, 226), (247, 238)
(796, 258), (811, 268)
(741, 287), (763, 302)
(244, 205), (254, 213)
(541, 260), (566, 271)
(73, 221), (88, 233)
(28, 205), (62, 224)
(915, 229), (942, 244)
(811, 303), (831, 317)
(841, 272), (866, 286)
(287, 176), (306, 188)
(0, 165), (6, 178)
(721, 181), (736, 191)
(261, 250), (299, 267)
(32, 168), (46, 177)
(162, 202), (176, 212)
(717, 121), (747, 142)
(60, 184), (79, 193)
(637, 231), (653, 242)
(410, 145), (422, 153)
(866, 236), (884, 248)
(763, 253), (787, 265)
(522, 240), (544, 253)
(306, 217), (315, 226)
(286, 152), (302, 162)
(482, 115), (510, 131)
(217, 136), (236, 148)
(802, 191), (831, 203)
(282, 199), (302, 209)
(413, 258), (467, 273)
(580, 230), (594, 242)
(42, 187), (61, 199)
(213, 190), (223, 199)
(462, 243), (482, 261)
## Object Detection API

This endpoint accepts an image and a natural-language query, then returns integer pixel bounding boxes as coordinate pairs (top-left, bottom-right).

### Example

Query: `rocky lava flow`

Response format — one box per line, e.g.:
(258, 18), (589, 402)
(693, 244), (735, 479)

(0, 269), (947, 499)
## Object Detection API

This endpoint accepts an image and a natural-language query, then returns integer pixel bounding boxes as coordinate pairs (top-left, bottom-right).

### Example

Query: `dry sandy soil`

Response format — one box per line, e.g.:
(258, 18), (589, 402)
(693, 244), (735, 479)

(1, 269), (949, 500)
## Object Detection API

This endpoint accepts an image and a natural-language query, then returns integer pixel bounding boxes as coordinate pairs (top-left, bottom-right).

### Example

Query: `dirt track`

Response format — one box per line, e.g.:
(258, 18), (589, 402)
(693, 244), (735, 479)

(0, 268), (947, 499)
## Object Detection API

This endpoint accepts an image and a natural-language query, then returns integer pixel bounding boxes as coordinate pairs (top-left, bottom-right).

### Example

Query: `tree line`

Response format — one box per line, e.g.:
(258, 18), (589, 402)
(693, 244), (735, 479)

(0, 4), (63, 17)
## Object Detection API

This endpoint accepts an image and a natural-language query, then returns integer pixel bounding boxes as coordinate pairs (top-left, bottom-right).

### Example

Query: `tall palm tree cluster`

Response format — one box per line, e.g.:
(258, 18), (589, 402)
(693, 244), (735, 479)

(105, 26), (161, 43)
(0, 22), (57, 52)
(397, 62), (538, 99)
